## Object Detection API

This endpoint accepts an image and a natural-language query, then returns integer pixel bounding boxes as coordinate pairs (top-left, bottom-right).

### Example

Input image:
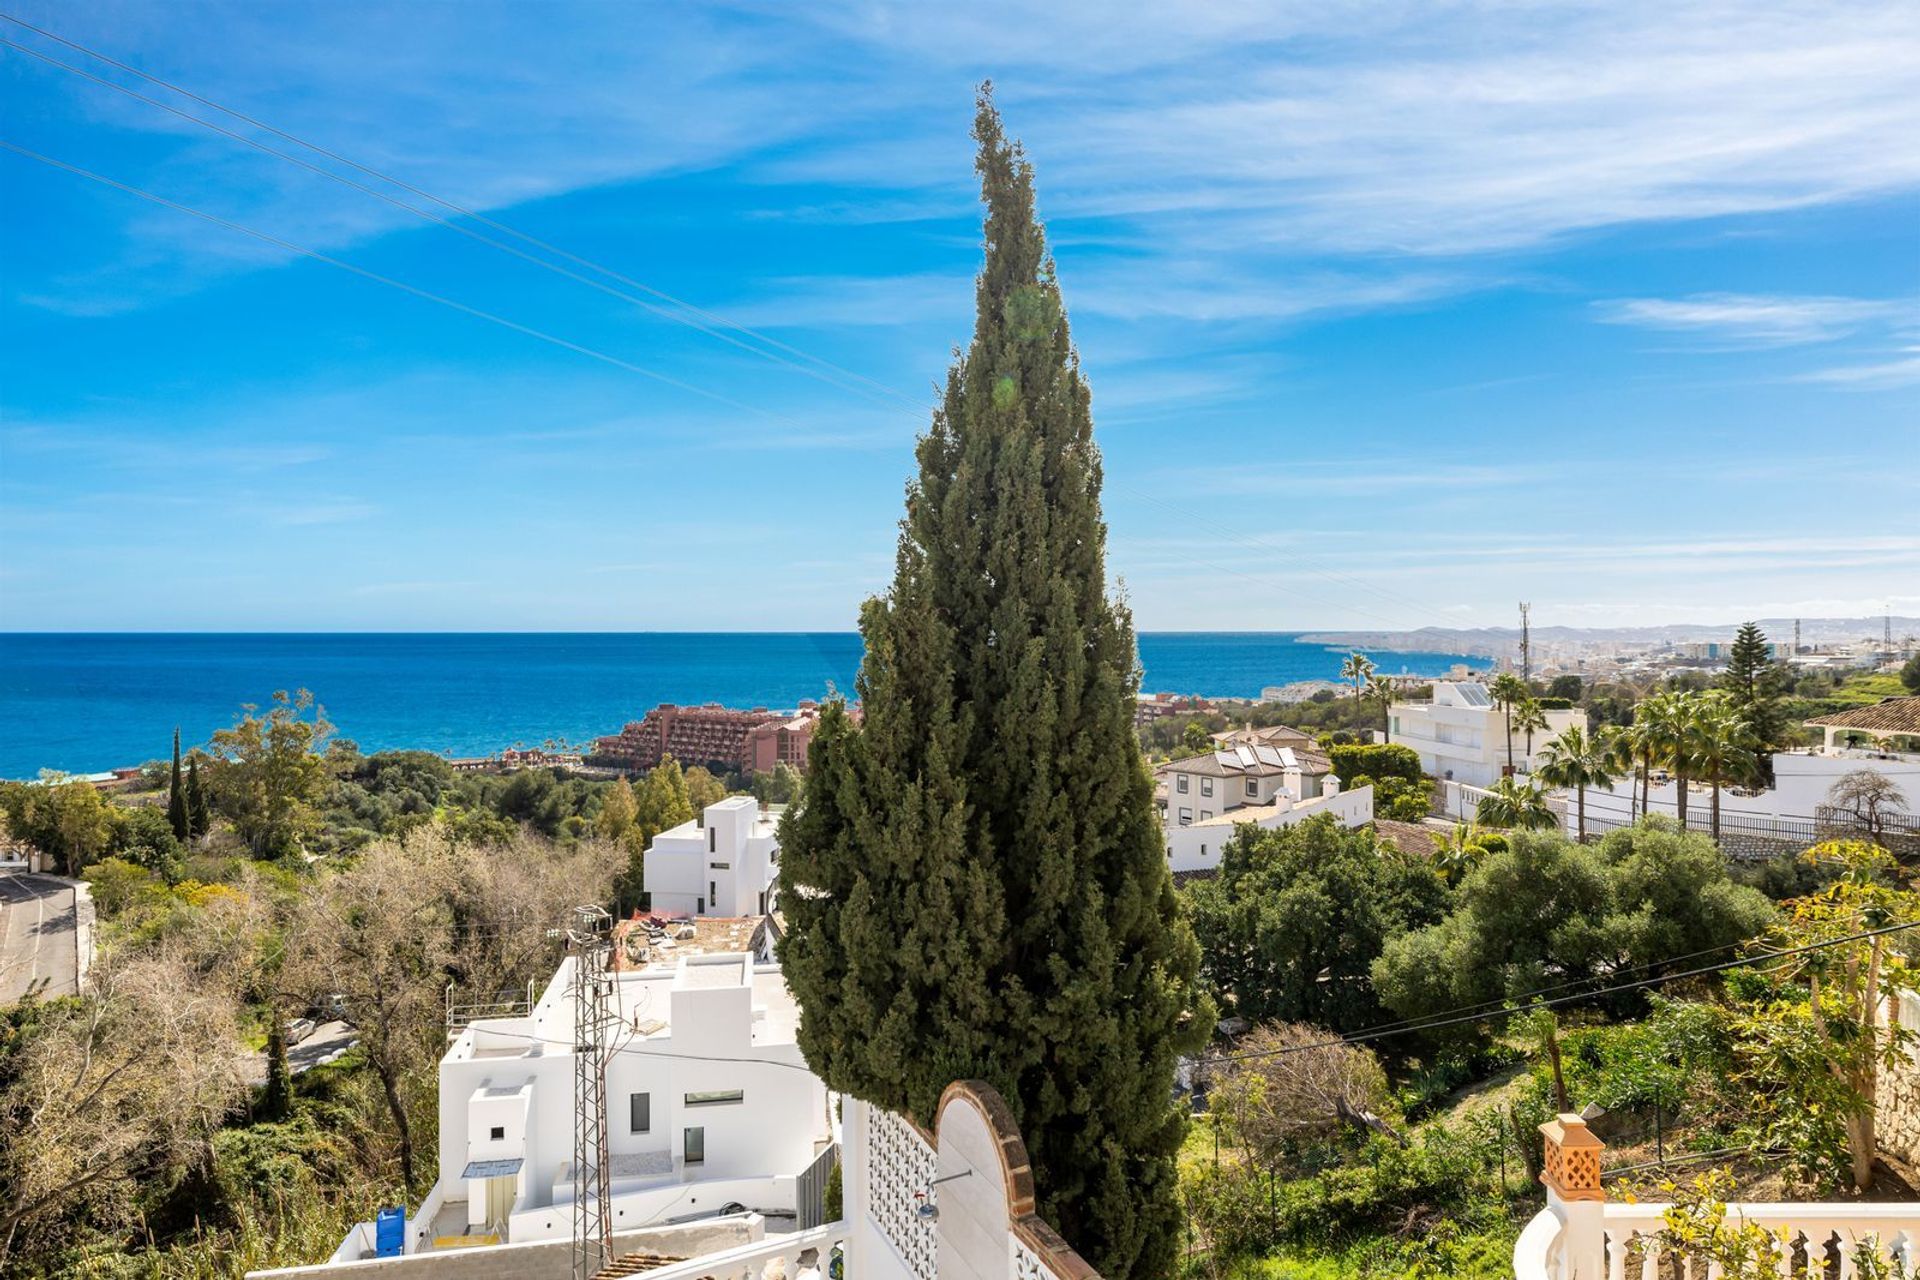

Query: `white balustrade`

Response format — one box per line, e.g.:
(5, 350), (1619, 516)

(622, 1222), (846, 1280)
(1516, 1200), (1920, 1280)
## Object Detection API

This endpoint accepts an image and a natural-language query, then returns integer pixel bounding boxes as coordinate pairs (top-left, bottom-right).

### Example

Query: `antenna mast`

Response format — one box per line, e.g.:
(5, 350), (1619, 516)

(1518, 602), (1532, 682)
(570, 905), (615, 1280)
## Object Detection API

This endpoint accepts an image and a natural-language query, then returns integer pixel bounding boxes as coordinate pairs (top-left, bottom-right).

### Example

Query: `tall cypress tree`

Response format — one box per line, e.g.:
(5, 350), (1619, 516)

(186, 754), (211, 840)
(166, 727), (190, 842)
(778, 86), (1208, 1279)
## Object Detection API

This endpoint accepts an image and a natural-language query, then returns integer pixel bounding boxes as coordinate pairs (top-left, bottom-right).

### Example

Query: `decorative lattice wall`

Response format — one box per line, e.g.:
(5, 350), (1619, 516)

(1013, 1233), (1064, 1280)
(866, 1106), (937, 1279)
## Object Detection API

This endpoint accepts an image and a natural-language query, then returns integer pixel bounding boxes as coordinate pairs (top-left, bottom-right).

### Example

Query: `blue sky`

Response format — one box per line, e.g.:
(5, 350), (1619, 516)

(2, 0), (1916, 632)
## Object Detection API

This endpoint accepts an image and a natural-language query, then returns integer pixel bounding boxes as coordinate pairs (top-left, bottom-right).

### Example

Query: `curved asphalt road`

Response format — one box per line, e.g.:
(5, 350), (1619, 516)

(0, 871), (80, 1002)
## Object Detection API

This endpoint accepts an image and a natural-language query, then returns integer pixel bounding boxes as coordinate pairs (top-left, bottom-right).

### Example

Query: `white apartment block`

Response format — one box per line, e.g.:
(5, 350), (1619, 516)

(1156, 744), (1334, 828)
(325, 945), (832, 1262)
(1165, 783), (1374, 876)
(1388, 681), (1587, 788)
(646, 795), (781, 918)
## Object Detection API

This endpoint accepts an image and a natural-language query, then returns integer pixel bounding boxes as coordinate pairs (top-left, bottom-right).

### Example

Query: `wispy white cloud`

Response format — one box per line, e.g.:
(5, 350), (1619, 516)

(1593, 293), (1908, 348)
(1796, 344), (1920, 389)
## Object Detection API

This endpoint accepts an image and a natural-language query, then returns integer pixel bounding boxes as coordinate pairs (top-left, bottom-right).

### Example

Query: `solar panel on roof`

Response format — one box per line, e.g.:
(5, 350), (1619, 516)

(1235, 745), (1257, 768)
(1457, 684), (1492, 707)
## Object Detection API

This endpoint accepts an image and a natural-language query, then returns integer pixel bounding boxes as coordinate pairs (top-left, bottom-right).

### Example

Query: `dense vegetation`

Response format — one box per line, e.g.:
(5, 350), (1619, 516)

(1173, 811), (1920, 1277)
(0, 690), (765, 1277)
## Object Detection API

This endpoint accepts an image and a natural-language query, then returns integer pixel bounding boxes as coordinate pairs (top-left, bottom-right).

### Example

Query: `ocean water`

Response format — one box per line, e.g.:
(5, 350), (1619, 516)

(0, 633), (1488, 778)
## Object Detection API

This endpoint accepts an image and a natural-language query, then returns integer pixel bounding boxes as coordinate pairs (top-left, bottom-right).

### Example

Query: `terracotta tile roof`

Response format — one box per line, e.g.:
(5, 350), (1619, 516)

(1805, 697), (1920, 736)
(1170, 868), (1219, 888)
(1372, 819), (1440, 859)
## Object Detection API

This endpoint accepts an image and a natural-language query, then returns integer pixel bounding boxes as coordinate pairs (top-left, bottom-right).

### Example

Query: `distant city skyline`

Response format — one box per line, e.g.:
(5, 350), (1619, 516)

(3, 2), (1917, 631)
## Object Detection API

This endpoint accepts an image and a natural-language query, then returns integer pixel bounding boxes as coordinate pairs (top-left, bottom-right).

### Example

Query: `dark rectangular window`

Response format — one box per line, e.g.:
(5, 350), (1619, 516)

(684, 1090), (744, 1107)
(709, 828), (716, 853)
(1176, 775), (1189, 793)
(489, 1125), (505, 1141)
(709, 861), (731, 870)
(684, 1127), (705, 1164)
(629, 1093), (650, 1134)
(1246, 779), (1258, 797)
(709, 880), (717, 906)
(696, 896), (705, 913)
(1201, 778), (1214, 796)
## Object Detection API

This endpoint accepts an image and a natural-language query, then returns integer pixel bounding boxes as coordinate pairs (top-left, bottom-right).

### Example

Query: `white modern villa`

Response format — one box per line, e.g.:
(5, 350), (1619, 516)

(1388, 680), (1587, 788)
(319, 939), (831, 1263)
(645, 795), (782, 918)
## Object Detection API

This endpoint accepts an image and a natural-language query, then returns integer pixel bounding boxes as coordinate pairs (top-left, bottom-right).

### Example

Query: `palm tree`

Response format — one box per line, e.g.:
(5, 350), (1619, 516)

(1431, 822), (1498, 883)
(1638, 692), (1697, 830)
(1366, 673), (1396, 737)
(1488, 672), (1530, 775)
(1535, 725), (1619, 842)
(1614, 713), (1661, 822)
(1475, 775), (1558, 831)
(1341, 652), (1377, 703)
(1692, 696), (1758, 843)
(1513, 697), (1551, 773)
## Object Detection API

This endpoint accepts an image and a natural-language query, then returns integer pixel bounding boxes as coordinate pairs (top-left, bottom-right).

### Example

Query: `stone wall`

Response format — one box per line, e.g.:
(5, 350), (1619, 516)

(1878, 994), (1920, 1170)
(243, 1219), (753, 1280)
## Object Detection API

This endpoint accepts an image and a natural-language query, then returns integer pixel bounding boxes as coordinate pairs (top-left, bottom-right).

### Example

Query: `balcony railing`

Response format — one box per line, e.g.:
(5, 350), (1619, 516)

(1514, 1114), (1920, 1280)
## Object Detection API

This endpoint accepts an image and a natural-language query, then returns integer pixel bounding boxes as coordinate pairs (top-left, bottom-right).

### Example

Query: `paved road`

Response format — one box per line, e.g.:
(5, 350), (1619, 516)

(0, 871), (80, 1002)
(245, 1019), (360, 1085)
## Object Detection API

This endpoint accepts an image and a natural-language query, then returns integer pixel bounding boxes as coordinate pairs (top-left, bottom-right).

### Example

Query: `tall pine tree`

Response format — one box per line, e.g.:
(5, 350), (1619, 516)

(1720, 621), (1789, 750)
(166, 727), (189, 843)
(777, 86), (1208, 1279)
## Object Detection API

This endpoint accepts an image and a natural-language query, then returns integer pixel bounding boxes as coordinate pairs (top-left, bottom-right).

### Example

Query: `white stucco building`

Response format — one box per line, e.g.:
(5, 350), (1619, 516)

(326, 939), (833, 1261)
(1164, 783), (1374, 876)
(1388, 681), (1587, 788)
(645, 795), (782, 918)
(1155, 744), (1335, 828)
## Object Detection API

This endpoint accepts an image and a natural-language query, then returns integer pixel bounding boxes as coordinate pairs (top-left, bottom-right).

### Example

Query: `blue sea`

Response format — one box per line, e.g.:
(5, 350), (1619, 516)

(0, 633), (1488, 778)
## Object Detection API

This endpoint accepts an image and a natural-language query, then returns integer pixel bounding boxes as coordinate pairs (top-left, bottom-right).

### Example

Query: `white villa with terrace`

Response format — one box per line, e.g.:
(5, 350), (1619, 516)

(320, 940), (831, 1263)
(1388, 680), (1587, 788)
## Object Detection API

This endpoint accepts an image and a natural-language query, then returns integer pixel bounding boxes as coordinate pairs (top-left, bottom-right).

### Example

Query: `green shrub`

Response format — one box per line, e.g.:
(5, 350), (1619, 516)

(1328, 744), (1423, 785)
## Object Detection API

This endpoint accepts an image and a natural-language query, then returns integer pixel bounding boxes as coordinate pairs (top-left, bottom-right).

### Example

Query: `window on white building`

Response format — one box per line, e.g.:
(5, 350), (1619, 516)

(684, 1127), (705, 1165)
(1201, 778), (1214, 797)
(710, 861), (731, 870)
(1177, 807), (1192, 825)
(685, 1090), (745, 1107)
(1200, 810), (1212, 821)
(709, 880), (718, 906)
(1245, 779), (1257, 797)
(709, 828), (716, 853)
(489, 1126), (505, 1141)
(630, 1093), (650, 1133)
(1176, 775), (1189, 793)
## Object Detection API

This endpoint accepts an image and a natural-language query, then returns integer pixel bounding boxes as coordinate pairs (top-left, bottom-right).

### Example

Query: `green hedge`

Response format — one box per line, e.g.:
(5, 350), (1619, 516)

(1328, 743), (1423, 784)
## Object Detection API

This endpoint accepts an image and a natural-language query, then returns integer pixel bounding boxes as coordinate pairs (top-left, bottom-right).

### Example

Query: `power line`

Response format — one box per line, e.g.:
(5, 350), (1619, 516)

(0, 13), (1463, 633)
(0, 140), (808, 422)
(0, 13), (917, 412)
(1208, 916), (1920, 1067)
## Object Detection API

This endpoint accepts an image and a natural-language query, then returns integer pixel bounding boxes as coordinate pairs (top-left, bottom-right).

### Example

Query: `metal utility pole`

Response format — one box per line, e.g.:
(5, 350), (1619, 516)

(1518, 602), (1532, 682)
(569, 905), (614, 1280)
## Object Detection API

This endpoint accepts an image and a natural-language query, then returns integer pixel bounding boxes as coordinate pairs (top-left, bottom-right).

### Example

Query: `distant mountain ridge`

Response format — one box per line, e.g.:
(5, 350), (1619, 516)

(1298, 616), (1920, 661)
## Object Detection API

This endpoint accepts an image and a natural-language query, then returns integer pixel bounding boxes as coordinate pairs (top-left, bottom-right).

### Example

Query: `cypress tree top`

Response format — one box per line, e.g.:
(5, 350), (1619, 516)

(778, 85), (1208, 1280)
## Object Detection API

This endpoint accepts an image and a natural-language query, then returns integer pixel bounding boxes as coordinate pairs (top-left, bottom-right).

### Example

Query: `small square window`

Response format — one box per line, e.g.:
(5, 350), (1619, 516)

(1201, 777), (1214, 797)
(489, 1126), (505, 1141)
(1177, 807), (1192, 824)
(1200, 810), (1212, 821)
(1245, 779), (1257, 797)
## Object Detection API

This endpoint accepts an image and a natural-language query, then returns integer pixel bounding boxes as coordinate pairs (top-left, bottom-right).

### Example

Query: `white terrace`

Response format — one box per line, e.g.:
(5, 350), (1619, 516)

(1515, 1114), (1920, 1279)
